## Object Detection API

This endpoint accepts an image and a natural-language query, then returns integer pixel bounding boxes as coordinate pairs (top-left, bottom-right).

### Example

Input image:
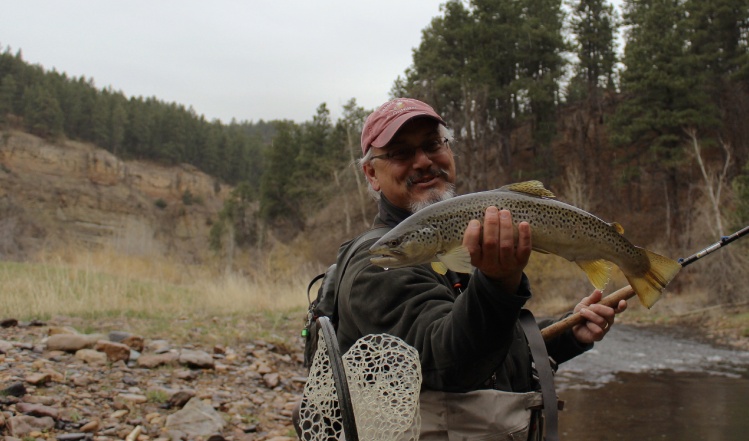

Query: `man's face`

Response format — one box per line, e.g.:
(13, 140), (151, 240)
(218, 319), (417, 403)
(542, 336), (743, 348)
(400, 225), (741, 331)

(363, 117), (456, 212)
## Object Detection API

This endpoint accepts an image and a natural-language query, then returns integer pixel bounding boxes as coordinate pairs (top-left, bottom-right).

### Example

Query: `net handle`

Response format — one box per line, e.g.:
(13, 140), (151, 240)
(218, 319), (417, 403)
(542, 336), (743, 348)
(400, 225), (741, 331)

(318, 316), (359, 441)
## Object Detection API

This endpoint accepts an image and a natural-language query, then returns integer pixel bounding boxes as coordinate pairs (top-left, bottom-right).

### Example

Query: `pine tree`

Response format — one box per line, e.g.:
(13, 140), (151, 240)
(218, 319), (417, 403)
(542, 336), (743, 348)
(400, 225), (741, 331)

(109, 93), (128, 156)
(514, 0), (567, 176)
(22, 82), (63, 138)
(568, 0), (619, 102)
(259, 120), (304, 230)
(0, 74), (17, 122)
(291, 103), (334, 206)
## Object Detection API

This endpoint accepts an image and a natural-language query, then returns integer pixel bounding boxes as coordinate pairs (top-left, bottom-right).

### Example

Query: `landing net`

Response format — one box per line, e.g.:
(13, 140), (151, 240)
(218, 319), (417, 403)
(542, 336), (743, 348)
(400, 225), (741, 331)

(300, 333), (422, 440)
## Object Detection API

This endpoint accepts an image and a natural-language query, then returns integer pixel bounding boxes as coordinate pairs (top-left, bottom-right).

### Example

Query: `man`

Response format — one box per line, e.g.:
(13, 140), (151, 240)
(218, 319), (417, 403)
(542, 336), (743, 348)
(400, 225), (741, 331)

(335, 98), (625, 439)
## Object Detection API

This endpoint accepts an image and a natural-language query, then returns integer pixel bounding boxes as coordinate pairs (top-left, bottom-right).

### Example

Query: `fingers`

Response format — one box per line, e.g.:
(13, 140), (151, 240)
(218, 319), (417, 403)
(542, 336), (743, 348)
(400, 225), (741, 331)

(573, 290), (625, 343)
(579, 306), (611, 333)
(482, 206), (500, 263)
(498, 210), (515, 264)
(575, 289), (603, 312)
(463, 219), (482, 262)
(462, 207), (531, 285)
(517, 221), (532, 259)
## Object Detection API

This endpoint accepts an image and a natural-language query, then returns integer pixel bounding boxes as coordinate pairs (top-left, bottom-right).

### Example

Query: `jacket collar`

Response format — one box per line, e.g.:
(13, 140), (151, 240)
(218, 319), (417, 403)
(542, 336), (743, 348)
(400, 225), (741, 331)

(376, 194), (412, 228)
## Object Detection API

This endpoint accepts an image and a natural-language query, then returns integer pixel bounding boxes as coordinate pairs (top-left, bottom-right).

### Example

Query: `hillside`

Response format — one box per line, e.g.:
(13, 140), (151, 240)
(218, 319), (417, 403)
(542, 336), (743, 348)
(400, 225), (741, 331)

(2, 125), (748, 310)
(0, 130), (229, 263)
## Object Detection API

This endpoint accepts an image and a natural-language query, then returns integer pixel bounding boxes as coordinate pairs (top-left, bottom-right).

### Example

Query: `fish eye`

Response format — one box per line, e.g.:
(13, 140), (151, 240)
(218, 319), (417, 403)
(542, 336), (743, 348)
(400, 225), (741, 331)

(387, 239), (400, 247)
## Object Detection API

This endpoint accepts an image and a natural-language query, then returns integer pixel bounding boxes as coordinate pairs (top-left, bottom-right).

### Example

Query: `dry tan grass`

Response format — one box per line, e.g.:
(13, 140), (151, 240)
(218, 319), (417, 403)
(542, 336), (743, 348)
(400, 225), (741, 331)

(5, 220), (746, 348)
(3, 247), (315, 322)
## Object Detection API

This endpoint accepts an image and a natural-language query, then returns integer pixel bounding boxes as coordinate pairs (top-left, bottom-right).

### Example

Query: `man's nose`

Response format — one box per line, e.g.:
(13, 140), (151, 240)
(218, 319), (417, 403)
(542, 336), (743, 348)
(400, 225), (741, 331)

(411, 146), (433, 168)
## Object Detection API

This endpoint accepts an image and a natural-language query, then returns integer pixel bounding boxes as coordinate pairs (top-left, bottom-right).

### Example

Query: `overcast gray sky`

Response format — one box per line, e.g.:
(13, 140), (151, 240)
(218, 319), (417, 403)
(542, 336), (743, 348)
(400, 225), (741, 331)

(1, 0), (446, 123)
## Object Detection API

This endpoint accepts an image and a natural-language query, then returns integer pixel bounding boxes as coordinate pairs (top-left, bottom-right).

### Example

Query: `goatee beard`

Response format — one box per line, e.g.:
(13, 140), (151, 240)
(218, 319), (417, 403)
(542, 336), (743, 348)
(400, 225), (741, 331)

(409, 183), (456, 213)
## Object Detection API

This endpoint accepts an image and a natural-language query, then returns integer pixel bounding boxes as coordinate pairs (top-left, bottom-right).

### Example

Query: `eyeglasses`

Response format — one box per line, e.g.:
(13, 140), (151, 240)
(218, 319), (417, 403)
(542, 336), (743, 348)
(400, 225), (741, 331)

(370, 137), (450, 162)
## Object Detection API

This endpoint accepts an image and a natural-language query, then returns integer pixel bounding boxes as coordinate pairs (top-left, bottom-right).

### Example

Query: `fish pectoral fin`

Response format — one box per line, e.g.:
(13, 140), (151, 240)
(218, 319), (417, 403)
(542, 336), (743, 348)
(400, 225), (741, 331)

(437, 246), (474, 274)
(431, 261), (448, 275)
(576, 259), (612, 290)
(497, 180), (556, 199)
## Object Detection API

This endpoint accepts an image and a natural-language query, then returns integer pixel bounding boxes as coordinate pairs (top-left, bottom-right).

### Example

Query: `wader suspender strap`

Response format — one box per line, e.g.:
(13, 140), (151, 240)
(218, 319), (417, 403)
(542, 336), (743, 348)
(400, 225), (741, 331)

(335, 227), (391, 302)
(519, 309), (560, 441)
(317, 227), (389, 441)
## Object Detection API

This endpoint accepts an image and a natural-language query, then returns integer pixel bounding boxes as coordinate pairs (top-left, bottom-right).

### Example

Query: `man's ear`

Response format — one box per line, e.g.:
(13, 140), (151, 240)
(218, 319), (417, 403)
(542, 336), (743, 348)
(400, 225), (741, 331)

(363, 163), (380, 191)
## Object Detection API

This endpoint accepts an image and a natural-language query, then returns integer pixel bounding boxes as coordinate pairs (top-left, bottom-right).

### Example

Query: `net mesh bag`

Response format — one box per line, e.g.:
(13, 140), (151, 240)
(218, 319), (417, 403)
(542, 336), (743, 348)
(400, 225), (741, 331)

(300, 336), (345, 440)
(300, 333), (422, 440)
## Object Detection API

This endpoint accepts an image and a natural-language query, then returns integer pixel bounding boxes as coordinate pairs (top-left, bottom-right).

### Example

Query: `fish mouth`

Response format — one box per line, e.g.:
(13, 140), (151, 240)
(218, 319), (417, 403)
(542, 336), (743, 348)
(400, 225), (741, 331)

(368, 247), (405, 259)
(369, 255), (404, 268)
(369, 245), (408, 267)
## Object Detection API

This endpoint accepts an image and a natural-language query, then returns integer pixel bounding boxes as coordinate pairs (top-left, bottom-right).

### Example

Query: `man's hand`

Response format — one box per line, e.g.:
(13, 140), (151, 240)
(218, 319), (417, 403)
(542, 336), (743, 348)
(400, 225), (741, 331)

(572, 290), (627, 344)
(462, 207), (531, 292)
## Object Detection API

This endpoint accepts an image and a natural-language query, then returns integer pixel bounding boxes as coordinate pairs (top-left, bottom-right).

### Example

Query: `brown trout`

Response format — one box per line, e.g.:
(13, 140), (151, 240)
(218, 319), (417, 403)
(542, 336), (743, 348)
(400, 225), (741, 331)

(369, 180), (681, 308)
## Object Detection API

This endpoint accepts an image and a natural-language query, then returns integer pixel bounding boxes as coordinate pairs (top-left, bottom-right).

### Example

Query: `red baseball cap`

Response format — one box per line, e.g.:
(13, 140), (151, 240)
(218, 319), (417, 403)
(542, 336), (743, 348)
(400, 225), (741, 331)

(360, 98), (445, 155)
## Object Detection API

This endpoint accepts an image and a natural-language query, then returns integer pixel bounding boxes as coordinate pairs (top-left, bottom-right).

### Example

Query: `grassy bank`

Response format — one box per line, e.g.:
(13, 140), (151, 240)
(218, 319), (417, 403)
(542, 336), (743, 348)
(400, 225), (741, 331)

(1, 249), (313, 347)
(3, 247), (748, 351)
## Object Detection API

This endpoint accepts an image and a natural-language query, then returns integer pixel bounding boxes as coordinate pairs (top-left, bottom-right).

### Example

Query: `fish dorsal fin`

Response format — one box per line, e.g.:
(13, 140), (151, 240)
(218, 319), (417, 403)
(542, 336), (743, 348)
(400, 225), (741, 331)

(431, 261), (448, 275)
(497, 180), (556, 199)
(437, 246), (474, 274)
(611, 222), (625, 235)
(576, 259), (611, 290)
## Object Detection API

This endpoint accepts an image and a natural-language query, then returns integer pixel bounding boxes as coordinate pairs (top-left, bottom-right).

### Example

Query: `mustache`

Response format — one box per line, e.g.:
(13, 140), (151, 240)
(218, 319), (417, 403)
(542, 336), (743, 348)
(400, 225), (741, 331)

(406, 168), (450, 188)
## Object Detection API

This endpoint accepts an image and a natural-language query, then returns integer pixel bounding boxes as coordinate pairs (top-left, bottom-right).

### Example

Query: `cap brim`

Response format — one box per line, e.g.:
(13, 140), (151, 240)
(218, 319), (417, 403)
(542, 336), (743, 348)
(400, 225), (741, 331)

(370, 112), (445, 149)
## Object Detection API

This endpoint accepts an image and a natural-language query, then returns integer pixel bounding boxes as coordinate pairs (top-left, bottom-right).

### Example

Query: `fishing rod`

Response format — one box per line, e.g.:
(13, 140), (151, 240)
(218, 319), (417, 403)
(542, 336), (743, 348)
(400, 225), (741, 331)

(541, 225), (749, 342)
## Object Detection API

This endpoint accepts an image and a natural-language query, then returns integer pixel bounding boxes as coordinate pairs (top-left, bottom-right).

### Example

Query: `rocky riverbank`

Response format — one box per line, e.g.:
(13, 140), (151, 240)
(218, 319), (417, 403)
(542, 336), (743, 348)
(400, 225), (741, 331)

(0, 318), (306, 441)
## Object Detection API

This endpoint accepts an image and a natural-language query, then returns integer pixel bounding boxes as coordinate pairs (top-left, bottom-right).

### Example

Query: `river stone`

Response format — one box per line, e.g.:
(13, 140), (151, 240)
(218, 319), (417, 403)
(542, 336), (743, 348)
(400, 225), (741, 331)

(94, 340), (130, 362)
(80, 419), (99, 432)
(263, 373), (280, 389)
(74, 349), (107, 365)
(107, 331), (130, 342)
(137, 352), (178, 368)
(56, 434), (92, 441)
(16, 402), (59, 419)
(165, 397), (225, 437)
(24, 372), (51, 386)
(71, 375), (93, 387)
(47, 326), (79, 336)
(0, 318), (18, 328)
(0, 340), (13, 354)
(118, 393), (147, 404)
(109, 409), (129, 419)
(22, 395), (57, 406)
(174, 369), (200, 381)
(147, 339), (171, 353)
(1, 382), (27, 397)
(46, 334), (103, 352)
(179, 349), (215, 369)
(168, 390), (196, 408)
(7, 415), (55, 437)
(121, 335), (144, 352)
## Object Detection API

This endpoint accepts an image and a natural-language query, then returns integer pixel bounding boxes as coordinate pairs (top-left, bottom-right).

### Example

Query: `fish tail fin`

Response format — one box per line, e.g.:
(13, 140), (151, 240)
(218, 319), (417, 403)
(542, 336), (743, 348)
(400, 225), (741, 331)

(625, 250), (682, 309)
(576, 259), (612, 291)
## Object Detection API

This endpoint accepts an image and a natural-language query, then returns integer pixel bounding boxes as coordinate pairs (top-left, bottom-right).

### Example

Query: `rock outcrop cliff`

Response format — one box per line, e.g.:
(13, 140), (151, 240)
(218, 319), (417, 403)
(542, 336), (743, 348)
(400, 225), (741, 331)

(0, 130), (230, 261)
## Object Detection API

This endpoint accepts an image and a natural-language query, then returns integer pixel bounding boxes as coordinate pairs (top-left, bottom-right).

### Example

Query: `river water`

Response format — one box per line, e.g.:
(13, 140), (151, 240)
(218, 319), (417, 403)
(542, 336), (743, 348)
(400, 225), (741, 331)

(555, 324), (749, 440)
